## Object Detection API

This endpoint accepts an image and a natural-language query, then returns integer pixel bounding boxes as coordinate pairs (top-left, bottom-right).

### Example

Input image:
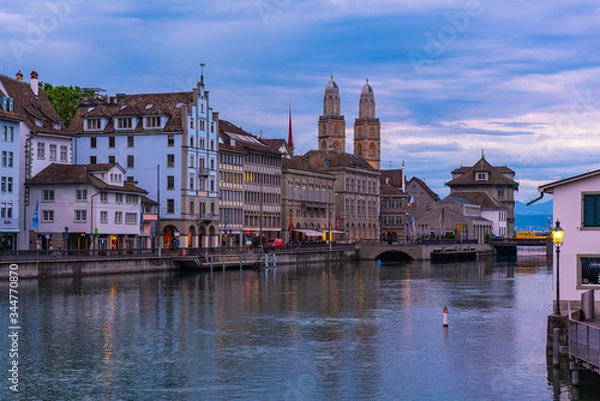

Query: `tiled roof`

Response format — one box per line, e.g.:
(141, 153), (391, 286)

(446, 157), (518, 187)
(381, 182), (406, 196)
(0, 72), (74, 136)
(301, 150), (377, 172)
(72, 92), (193, 134)
(219, 119), (281, 156)
(447, 191), (504, 209)
(380, 169), (404, 188)
(406, 176), (441, 201)
(25, 163), (147, 194)
(282, 157), (336, 178)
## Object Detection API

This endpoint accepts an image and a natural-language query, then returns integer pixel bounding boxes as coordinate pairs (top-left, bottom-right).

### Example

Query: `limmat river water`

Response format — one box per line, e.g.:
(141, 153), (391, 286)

(2, 250), (599, 400)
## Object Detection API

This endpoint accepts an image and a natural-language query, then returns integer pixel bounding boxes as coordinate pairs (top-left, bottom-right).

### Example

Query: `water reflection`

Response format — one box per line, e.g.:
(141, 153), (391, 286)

(0, 255), (598, 400)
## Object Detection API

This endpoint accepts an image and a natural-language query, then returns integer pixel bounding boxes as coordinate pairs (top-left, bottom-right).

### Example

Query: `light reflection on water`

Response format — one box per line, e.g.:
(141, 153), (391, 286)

(1, 251), (599, 400)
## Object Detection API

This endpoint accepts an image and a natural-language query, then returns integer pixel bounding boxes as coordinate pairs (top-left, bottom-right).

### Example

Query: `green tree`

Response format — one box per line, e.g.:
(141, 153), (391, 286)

(39, 83), (95, 128)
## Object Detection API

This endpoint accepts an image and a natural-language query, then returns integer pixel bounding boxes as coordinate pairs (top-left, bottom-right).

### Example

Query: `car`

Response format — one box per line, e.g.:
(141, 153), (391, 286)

(264, 238), (284, 247)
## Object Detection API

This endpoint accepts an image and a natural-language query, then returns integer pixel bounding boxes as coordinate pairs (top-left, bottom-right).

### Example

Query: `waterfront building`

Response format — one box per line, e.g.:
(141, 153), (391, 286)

(0, 99), (21, 251)
(219, 120), (282, 245)
(415, 197), (492, 243)
(73, 73), (220, 248)
(404, 176), (441, 239)
(448, 191), (508, 238)
(281, 157), (336, 244)
(0, 71), (75, 250)
(301, 150), (379, 242)
(445, 152), (518, 237)
(380, 182), (408, 243)
(354, 79), (381, 170)
(24, 163), (146, 251)
(140, 196), (158, 249)
(217, 126), (245, 248)
(537, 169), (600, 313)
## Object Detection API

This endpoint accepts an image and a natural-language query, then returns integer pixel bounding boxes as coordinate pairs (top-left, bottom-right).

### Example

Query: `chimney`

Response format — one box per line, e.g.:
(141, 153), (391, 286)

(30, 71), (39, 96)
(15, 71), (24, 81)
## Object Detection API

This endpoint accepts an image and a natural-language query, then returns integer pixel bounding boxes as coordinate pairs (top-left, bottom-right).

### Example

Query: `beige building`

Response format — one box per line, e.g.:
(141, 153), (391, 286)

(445, 154), (518, 237)
(354, 79), (381, 170)
(281, 157), (336, 244)
(380, 182), (408, 243)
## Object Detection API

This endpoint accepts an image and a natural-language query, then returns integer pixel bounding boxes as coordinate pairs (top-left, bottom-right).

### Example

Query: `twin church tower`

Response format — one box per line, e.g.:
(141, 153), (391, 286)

(317, 75), (381, 170)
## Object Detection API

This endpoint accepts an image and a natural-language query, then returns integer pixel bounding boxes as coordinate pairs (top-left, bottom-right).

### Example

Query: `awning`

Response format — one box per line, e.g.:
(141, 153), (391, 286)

(0, 228), (19, 233)
(320, 229), (346, 234)
(292, 228), (324, 237)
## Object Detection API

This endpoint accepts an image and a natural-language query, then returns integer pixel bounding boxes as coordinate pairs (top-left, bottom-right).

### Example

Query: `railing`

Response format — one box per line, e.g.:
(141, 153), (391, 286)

(570, 320), (600, 369)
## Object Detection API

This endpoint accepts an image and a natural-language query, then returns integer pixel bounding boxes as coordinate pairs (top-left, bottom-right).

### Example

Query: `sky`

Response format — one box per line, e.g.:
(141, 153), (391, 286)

(2, 0), (600, 203)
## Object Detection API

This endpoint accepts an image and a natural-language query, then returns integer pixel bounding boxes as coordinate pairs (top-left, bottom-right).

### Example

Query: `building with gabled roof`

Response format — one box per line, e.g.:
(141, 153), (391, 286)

(0, 70), (76, 250)
(25, 163), (147, 251)
(73, 73), (220, 249)
(445, 153), (518, 237)
(448, 191), (508, 238)
(380, 182), (408, 242)
(301, 149), (380, 241)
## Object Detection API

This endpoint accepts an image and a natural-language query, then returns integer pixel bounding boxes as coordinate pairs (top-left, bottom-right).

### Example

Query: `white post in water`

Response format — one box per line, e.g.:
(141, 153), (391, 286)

(553, 327), (560, 367)
(443, 306), (449, 327)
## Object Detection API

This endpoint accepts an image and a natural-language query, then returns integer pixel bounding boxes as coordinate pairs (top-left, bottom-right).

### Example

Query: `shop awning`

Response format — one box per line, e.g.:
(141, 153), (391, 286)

(0, 228), (19, 233)
(319, 229), (346, 234)
(292, 228), (324, 237)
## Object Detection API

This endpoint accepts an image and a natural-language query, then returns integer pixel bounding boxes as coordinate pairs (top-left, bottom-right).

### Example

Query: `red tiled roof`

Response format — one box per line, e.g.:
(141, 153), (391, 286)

(446, 157), (517, 187)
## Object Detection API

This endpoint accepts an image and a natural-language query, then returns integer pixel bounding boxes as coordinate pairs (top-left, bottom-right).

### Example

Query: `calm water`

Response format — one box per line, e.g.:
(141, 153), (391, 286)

(2, 251), (600, 400)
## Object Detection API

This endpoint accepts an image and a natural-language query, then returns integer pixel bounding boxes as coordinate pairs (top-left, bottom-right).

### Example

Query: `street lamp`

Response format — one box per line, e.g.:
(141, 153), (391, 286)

(552, 220), (564, 316)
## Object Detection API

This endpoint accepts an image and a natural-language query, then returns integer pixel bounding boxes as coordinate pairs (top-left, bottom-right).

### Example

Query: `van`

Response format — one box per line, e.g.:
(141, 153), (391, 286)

(265, 238), (284, 247)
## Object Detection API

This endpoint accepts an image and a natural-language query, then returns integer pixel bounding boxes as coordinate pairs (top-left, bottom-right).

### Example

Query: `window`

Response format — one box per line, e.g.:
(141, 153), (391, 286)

(2, 151), (13, 167)
(115, 193), (123, 203)
(167, 154), (175, 167)
(127, 155), (134, 168)
(476, 172), (488, 181)
(167, 199), (175, 214)
(167, 176), (175, 190)
(146, 116), (161, 128)
(189, 155), (194, 168)
(125, 194), (138, 204)
(87, 119), (101, 130)
(49, 144), (57, 161)
(127, 136), (134, 147)
(0, 177), (5, 192)
(189, 173), (194, 191)
(90, 137), (97, 148)
(117, 118), (132, 129)
(583, 194), (600, 228)
(60, 146), (68, 162)
(37, 143), (45, 159)
(167, 135), (174, 147)
(90, 156), (97, 164)
(76, 189), (88, 201)
(114, 211), (122, 224)
(125, 212), (137, 224)
(109, 137), (116, 148)
(100, 211), (108, 223)
(100, 193), (108, 203)
(43, 190), (55, 202)
(75, 210), (87, 222)
(42, 210), (54, 222)
(108, 155), (115, 163)
(497, 189), (505, 198)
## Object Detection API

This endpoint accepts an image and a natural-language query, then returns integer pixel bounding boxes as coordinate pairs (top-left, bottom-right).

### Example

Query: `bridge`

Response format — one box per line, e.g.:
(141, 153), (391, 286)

(490, 237), (553, 257)
(358, 241), (492, 262)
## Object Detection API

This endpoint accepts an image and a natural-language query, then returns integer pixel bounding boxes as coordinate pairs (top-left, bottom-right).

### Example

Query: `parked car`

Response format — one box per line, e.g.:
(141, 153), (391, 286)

(264, 238), (284, 247)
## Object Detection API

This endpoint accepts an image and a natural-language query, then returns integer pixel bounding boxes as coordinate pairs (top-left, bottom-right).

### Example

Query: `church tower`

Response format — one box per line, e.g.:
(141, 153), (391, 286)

(354, 78), (381, 170)
(318, 75), (346, 151)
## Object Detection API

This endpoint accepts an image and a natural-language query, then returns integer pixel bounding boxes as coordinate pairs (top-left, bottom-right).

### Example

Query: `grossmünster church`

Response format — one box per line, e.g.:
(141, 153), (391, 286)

(301, 76), (382, 242)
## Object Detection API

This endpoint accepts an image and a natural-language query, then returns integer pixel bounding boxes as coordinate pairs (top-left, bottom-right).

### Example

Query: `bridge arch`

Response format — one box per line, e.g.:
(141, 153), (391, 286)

(374, 250), (414, 263)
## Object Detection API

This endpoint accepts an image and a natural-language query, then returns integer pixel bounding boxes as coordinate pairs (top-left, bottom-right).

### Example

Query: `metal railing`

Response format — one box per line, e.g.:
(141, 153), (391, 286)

(570, 320), (600, 369)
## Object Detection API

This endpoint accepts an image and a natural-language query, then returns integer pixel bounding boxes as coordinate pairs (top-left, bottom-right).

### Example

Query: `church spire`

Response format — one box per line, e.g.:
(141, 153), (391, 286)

(288, 102), (294, 151)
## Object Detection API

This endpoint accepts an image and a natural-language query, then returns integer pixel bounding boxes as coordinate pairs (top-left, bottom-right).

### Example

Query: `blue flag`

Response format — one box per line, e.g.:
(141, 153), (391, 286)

(32, 200), (39, 228)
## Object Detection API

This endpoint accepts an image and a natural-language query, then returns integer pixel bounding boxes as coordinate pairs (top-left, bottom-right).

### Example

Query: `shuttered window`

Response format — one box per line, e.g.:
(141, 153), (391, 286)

(582, 194), (600, 227)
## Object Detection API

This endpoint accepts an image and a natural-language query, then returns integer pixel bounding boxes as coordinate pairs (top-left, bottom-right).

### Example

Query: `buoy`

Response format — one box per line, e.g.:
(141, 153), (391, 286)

(443, 306), (449, 327)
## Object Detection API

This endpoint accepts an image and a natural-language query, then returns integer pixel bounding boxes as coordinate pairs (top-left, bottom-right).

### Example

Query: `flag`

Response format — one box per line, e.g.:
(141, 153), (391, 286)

(32, 200), (39, 228)
(408, 216), (414, 227)
(407, 195), (414, 206)
(139, 205), (145, 231)
(224, 215), (229, 231)
(288, 214), (293, 232)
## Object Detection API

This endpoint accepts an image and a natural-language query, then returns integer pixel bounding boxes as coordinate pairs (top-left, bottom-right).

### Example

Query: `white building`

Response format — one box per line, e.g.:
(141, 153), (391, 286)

(0, 71), (75, 250)
(25, 163), (147, 252)
(73, 74), (220, 248)
(0, 110), (21, 251)
(538, 169), (600, 315)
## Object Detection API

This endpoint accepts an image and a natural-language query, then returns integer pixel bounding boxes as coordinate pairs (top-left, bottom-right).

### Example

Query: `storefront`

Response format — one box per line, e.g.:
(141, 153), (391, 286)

(0, 229), (18, 251)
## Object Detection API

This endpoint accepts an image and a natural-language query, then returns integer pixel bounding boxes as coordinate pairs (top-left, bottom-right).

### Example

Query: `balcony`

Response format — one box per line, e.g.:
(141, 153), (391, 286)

(198, 166), (210, 176)
(198, 212), (219, 223)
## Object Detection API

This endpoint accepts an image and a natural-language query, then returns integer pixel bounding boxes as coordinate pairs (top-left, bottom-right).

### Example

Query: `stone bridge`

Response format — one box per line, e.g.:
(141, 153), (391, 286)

(358, 242), (488, 261)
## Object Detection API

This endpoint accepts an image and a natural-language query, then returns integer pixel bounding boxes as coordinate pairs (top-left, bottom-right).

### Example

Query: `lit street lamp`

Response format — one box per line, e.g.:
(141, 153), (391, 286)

(552, 220), (564, 316)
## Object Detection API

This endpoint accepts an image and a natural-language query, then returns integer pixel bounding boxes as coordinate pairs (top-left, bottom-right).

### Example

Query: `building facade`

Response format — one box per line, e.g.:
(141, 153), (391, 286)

(73, 74), (220, 248)
(380, 183), (408, 243)
(445, 154), (518, 237)
(0, 71), (75, 250)
(0, 113), (20, 251)
(25, 163), (146, 251)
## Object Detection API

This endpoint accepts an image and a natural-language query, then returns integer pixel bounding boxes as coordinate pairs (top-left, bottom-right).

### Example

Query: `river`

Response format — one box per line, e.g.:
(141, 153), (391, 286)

(2, 250), (599, 400)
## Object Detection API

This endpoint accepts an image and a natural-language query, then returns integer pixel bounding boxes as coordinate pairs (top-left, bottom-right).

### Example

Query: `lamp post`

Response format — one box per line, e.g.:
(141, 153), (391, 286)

(552, 220), (564, 316)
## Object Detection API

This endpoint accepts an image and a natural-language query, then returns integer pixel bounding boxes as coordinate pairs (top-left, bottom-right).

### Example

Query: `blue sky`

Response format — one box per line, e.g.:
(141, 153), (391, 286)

(2, 0), (600, 203)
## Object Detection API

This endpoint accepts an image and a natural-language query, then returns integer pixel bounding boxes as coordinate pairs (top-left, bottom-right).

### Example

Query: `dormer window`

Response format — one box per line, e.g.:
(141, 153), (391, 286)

(53, 122), (61, 130)
(86, 118), (101, 130)
(476, 172), (488, 181)
(146, 116), (161, 128)
(117, 117), (132, 129)
(36, 118), (43, 127)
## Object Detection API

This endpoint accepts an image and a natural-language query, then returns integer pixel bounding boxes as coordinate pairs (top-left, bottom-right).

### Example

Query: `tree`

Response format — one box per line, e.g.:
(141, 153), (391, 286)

(39, 83), (95, 128)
